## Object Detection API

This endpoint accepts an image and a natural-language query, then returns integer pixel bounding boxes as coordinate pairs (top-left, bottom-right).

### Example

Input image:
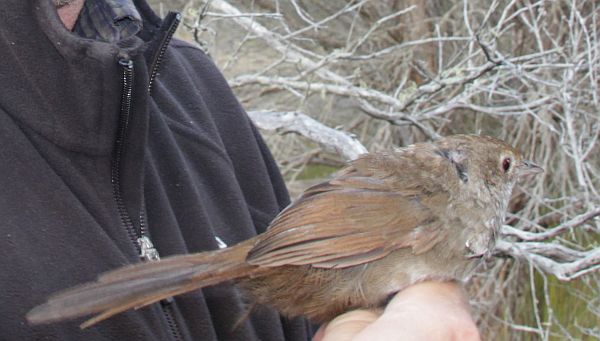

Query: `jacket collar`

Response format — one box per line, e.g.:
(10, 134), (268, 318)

(0, 0), (165, 155)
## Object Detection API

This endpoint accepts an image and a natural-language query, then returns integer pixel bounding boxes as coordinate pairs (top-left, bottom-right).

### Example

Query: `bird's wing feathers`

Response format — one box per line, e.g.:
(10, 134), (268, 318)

(247, 152), (451, 269)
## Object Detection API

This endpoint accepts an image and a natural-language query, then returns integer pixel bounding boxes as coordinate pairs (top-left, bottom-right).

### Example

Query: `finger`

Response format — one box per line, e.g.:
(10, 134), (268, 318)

(315, 310), (379, 341)
(387, 281), (470, 311)
(355, 281), (479, 341)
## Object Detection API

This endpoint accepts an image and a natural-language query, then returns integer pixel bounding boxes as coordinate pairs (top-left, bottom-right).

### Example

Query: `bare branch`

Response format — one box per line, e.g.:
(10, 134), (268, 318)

(502, 207), (600, 241)
(247, 110), (367, 161)
(209, 0), (350, 85)
(495, 240), (600, 281)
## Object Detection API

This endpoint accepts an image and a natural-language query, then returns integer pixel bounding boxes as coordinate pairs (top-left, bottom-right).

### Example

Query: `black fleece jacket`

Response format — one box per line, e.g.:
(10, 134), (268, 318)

(0, 0), (310, 340)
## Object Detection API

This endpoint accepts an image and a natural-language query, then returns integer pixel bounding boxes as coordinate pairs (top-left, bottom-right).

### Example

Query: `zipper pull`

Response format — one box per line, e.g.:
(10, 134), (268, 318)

(138, 235), (160, 262)
(138, 235), (175, 305)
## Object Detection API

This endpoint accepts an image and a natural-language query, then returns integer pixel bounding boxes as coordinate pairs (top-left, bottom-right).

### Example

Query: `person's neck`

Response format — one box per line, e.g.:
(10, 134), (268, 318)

(57, 0), (85, 31)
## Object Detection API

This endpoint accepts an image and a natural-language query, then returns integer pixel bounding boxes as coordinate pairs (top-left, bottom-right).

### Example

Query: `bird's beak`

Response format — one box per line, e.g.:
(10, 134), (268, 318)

(517, 160), (544, 176)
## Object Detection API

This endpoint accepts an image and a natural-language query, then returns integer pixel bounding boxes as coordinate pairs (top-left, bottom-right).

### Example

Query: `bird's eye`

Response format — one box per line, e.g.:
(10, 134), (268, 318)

(502, 157), (512, 173)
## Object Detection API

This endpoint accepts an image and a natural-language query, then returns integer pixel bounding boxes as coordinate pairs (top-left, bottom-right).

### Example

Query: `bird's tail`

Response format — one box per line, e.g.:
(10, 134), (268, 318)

(27, 240), (260, 328)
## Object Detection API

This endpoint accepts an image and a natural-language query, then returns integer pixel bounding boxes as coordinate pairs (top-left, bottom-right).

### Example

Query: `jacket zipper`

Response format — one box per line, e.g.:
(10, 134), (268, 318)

(146, 13), (185, 341)
(112, 13), (186, 341)
(148, 13), (182, 95)
(138, 207), (160, 261)
(112, 59), (140, 254)
(114, 58), (184, 341)
(113, 59), (162, 262)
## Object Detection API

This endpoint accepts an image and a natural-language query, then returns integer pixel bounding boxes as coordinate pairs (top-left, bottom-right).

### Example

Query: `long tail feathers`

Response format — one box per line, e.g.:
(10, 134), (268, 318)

(27, 241), (258, 328)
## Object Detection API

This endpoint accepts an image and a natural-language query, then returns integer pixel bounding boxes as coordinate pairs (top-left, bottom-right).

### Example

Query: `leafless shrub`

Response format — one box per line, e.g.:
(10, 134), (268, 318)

(153, 0), (599, 339)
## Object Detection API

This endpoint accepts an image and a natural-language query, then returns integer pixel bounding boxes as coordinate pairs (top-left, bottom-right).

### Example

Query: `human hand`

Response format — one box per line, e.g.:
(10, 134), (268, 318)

(313, 281), (480, 341)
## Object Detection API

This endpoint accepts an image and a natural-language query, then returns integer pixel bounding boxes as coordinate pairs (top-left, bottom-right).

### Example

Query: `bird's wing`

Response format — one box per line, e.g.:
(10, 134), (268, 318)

(247, 152), (450, 269)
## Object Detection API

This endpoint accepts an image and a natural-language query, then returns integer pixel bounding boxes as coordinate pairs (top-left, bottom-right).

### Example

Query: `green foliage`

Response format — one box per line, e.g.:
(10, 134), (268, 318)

(295, 164), (338, 181)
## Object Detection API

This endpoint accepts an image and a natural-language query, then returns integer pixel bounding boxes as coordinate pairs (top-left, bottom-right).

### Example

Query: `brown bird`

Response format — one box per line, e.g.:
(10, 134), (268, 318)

(27, 134), (542, 328)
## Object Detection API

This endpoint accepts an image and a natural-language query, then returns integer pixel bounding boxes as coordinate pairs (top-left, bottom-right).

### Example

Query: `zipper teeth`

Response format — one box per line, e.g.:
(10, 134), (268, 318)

(112, 59), (140, 253)
(112, 15), (185, 340)
(163, 303), (184, 341)
(148, 14), (181, 94)
(139, 205), (147, 236)
(115, 57), (183, 341)
(147, 14), (185, 341)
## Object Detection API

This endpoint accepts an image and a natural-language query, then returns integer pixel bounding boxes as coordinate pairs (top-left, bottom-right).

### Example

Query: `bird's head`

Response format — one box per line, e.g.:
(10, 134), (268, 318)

(433, 135), (543, 208)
